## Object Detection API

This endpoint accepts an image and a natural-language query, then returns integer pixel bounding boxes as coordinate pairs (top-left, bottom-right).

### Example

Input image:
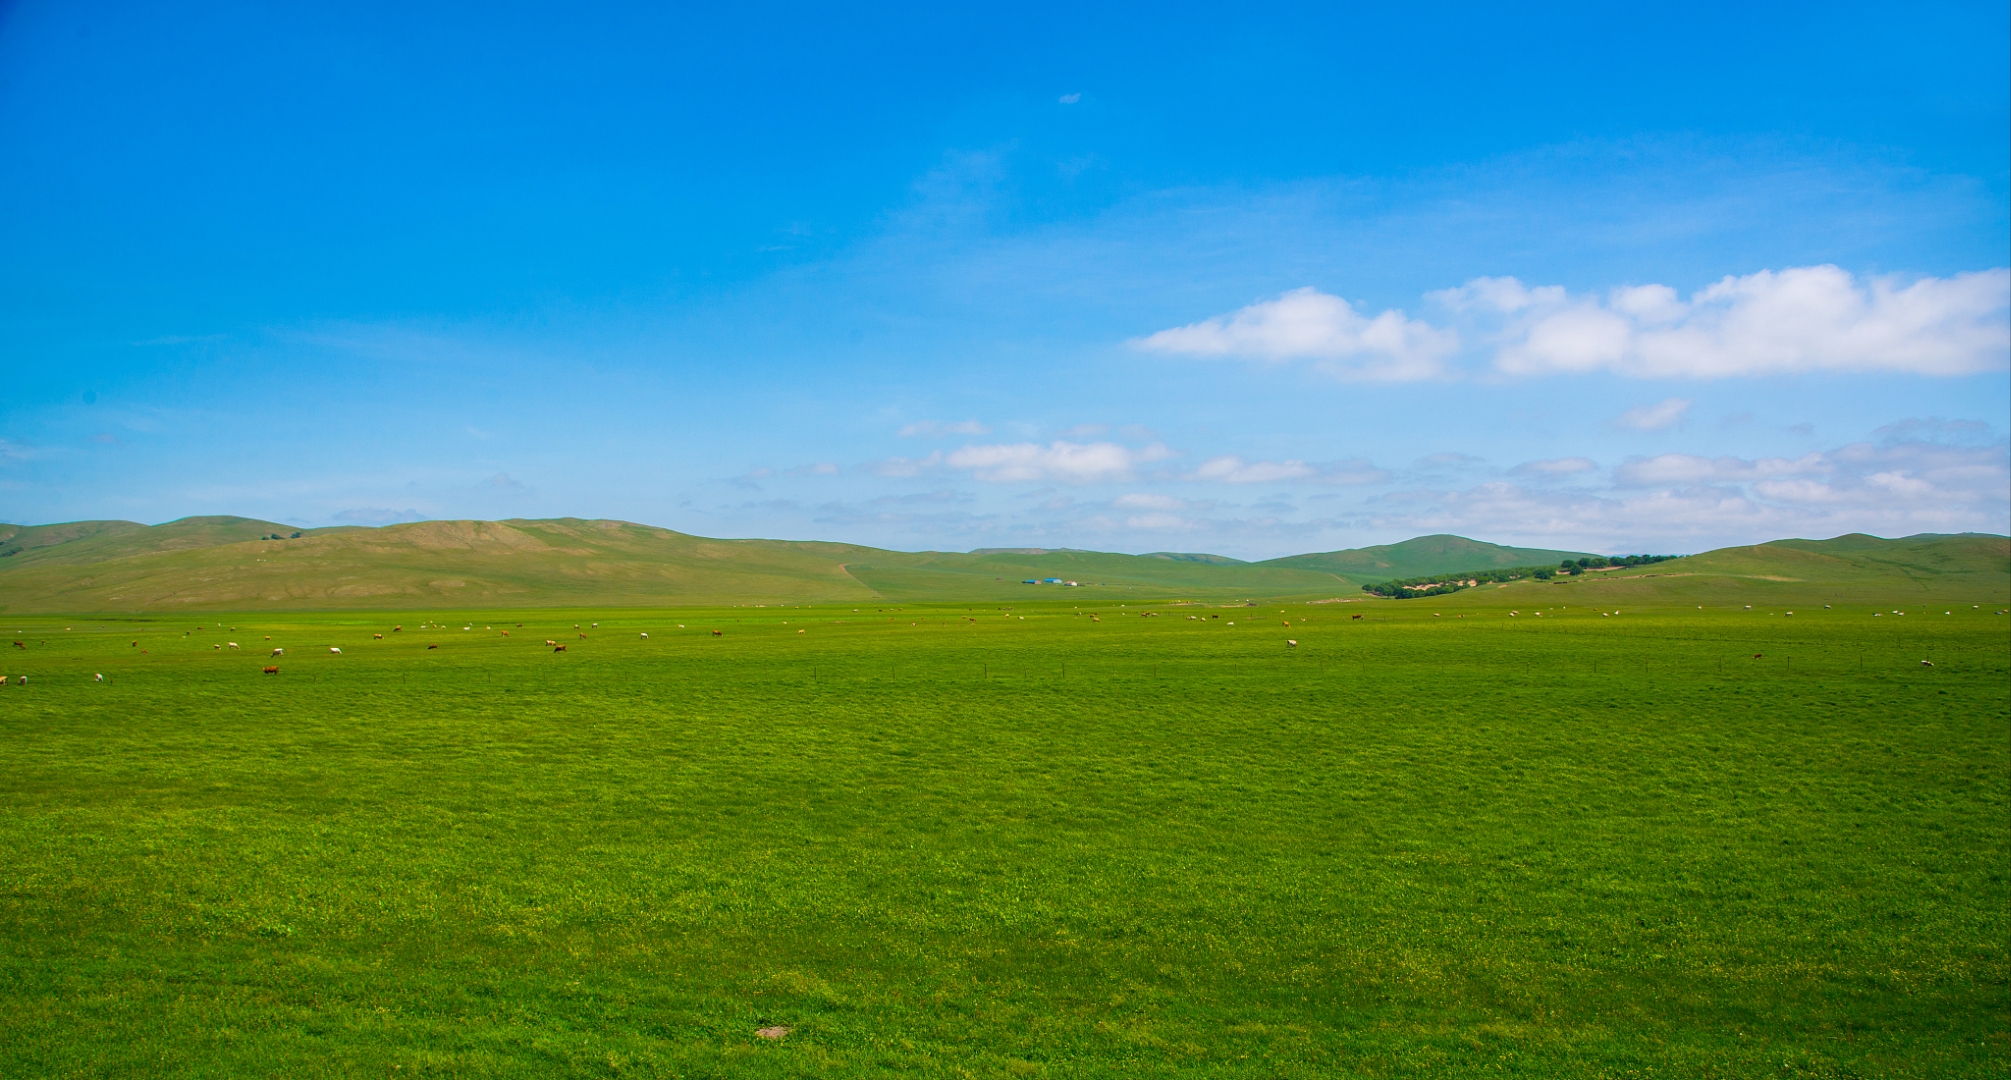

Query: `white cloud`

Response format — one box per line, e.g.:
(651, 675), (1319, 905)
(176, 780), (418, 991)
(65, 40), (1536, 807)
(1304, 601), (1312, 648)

(1132, 287), (1459, 381)
(1429, 276), (1567, 314)
(1058, 93), (1081, 104)
(1615, 398), (1692, 431)
(1491, 265), (2010, 378)
(1113, 492), (1190, 510)
(1188, 456), (1316, 484)
(1613, 452), (1825, 487)
(1124, 512), (1197, 530)
(1514, 456), (1599, 475)
(1185, 455), (1391, 485)
(943, 440), (1173, 483)
(863, 451), (943, 478)
(898, 419), (991, 437)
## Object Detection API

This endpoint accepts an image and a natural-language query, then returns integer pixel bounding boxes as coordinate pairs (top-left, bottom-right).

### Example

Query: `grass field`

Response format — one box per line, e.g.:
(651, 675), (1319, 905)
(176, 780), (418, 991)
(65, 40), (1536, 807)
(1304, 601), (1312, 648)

(1, 576), (2006, 1076)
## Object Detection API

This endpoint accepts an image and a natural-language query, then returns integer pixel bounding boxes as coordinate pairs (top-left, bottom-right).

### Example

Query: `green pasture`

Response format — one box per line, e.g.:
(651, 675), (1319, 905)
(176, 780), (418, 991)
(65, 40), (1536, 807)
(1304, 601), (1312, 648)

(0, 586), (2005, 1076)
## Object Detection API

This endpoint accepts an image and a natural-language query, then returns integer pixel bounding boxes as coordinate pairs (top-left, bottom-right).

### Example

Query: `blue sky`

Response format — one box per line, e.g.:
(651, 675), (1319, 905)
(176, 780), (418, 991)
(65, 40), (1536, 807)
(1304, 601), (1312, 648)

(2, 2), (2006, 559)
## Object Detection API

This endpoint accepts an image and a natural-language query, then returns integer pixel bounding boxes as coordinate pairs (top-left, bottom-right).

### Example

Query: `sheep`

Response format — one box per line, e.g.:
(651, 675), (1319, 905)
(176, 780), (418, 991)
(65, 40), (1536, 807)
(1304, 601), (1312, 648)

(329, 647), (341, 654)
(1286, 639), (1298, 647)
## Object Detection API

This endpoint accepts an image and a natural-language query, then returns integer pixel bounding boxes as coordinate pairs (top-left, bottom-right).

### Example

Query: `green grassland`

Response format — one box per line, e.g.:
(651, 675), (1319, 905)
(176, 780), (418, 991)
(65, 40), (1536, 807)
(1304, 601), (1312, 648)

(1, 557), (2005, 1077)
(0, 518), (1598, 611)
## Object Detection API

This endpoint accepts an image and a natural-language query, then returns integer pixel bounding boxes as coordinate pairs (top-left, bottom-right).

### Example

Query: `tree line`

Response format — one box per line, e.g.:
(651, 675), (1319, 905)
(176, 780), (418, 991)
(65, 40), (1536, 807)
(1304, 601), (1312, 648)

(1360, 554), (1678, 599)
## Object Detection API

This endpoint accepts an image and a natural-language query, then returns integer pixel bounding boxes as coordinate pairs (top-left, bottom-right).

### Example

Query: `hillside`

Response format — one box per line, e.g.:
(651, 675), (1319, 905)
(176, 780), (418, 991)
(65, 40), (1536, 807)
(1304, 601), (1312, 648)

(1406, 532), (2010, 609)
(1258, 534), (1593, 580)
(0, 517), (1352, 611)
(0, 518), (2003, 612)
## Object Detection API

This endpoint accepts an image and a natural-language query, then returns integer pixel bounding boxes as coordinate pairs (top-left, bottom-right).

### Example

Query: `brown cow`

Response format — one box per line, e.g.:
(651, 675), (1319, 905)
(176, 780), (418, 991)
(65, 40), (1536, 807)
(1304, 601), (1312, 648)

(262, 666), (279, 675)
(712, 629), (723, 637)
(1351, 614), (1362, 620)
(554, 644), (567, 652)
(428, 644), (440, 650)
(373, 633), (384, 639)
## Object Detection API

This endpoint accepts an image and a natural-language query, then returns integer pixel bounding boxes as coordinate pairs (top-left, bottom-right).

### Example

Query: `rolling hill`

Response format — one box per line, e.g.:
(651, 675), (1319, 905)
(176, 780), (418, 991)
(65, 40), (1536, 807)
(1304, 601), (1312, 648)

(0, 517), (2001, 612)
(1256, 534), (1592, 580)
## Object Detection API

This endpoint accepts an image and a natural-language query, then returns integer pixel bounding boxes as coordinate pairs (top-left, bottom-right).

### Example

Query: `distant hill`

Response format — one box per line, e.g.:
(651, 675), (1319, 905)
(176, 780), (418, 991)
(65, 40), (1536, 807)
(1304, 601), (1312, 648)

(0, 518), (2001, 612)
(1258, 534), (1593, 581)
(0, 517), (1347, 611)
(1632, 533), (2011, 599)
(1142, 552), (1247, 565)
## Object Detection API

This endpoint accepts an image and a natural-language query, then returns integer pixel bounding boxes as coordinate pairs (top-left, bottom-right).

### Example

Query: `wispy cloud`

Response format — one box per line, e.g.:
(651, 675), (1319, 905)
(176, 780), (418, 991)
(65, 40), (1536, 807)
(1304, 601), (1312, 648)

(861, 451), (944, 478)
(898, 419), (990, 437)
(1513, 456), (1599, 476)
(1615, 398), (1691, 431)
(1185, 455), (1390, 485)
(1369, 432), (2008, 550)
(332, 507), (427, 525)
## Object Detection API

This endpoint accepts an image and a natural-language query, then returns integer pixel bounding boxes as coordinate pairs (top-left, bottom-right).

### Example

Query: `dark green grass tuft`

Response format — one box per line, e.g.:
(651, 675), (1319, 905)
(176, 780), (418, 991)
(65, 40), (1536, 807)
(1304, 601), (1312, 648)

(1, 600), (2005, 1076)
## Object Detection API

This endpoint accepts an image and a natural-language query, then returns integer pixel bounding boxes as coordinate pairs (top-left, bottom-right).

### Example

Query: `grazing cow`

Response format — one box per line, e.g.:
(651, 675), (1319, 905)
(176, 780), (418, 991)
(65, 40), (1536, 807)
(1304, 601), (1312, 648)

(712, 630), (723, 637)
(1286, 639), (1298, 647)
(373, 633), (384, 640)
(272, 648), (283, 656)
(554, 644), (567, 652)
(329, 647), (341, 654)
(579, 633), (587, 639)
(1351, 614), (1362, 621)
(428, 644), (440, 650)
(501, 631), (509, 637)
(1921, 659), (1934, 667)
(393, 625), (402, 632)
(228, 642), (239, 649)
(262, 666), (279, 675)
(1752, 653), (1763, 659)
(94, 673), (103, 682)
(213, 644), (221, 650)
(545, 639), (557, 646)
(11, 641), (22, 649)
(639, 632), (648, 639)
(133, 641), (138, 647)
